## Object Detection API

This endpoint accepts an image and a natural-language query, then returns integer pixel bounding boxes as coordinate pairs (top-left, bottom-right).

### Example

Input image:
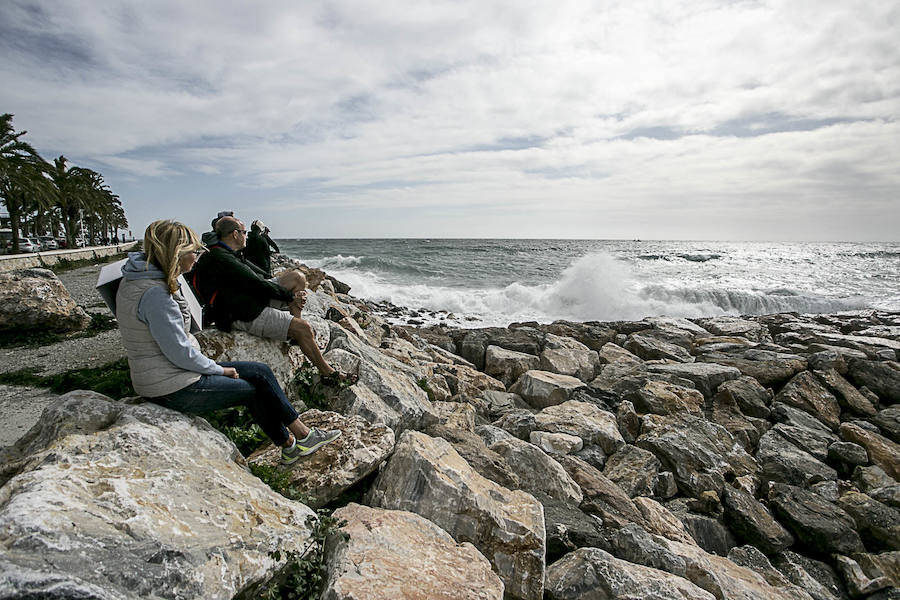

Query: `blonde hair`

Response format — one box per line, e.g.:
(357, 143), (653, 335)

(143, 220), (202, 294)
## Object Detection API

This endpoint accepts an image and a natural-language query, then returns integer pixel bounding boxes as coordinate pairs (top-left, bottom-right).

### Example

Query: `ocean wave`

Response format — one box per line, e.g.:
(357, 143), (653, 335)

(677, 253), (721, 262)
(326, 252), (870, 326)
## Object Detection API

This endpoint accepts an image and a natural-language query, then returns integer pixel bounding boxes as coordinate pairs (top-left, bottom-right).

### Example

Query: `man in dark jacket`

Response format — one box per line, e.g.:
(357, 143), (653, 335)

(244, 219), (280, 278)
(193, 217), (349, 383)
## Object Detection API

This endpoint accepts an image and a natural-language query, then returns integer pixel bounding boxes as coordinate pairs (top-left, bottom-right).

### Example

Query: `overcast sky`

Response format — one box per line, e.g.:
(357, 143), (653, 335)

(2, 0), (898, 240)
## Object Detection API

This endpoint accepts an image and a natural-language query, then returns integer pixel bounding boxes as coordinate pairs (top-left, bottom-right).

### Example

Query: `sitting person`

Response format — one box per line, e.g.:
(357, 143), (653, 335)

(192, 216), (352, 385)
(244, 219), (280, 278)
(116, 219), (340, 464)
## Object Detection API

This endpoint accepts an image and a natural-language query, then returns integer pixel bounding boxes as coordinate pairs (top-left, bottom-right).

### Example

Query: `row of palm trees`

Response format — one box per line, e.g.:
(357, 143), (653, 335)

(1, 113), (127, 254)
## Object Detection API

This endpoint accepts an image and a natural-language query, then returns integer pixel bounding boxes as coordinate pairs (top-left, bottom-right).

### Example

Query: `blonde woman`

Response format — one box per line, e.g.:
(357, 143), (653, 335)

(116, 219), (339, 463)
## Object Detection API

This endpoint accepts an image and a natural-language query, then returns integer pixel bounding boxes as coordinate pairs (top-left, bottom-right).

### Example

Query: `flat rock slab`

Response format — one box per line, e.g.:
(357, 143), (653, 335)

(324, 503), (503, 600)
(510, 370), (585, 409)
(0, 385), (59, 448)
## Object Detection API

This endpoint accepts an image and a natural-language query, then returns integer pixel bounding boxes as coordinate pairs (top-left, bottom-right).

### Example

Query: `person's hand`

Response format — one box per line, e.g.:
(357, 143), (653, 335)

(222, 367), (239, 379)
(292, 290), (307, 309)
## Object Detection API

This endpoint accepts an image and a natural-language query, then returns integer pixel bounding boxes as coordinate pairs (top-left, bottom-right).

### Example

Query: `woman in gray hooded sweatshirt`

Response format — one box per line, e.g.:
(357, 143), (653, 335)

(116, 219), (339, 464)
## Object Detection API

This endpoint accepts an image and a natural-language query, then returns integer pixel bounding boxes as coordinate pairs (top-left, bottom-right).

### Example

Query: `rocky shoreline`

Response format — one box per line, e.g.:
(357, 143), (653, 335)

(1, 257), (899, 599)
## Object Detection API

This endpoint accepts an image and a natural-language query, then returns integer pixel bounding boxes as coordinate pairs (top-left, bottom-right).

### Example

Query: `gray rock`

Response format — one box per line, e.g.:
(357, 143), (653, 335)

(0, 391), (316, 600)
(625, 333), (694, 362)
(533, 400), (625, 455)
(539, 493), (607, 564)
(323, 503), (504, 600)
(847, 358), (900, 402)
(573, 444), (608, 471)
(648, 362), (743, 399)
(773, 423), (837, 461)
(637, 412), (759, 498)
(539, 333), (601, 381)
(450, 327), (544, 370)
(484, 345), (540, 388)
(697, 316), (767, 342)
(836, 490), (900, 551)
(597, 341), (643, 365)
(828, 441), (869, 470)
(756, 428), (838, 487)
(249, 410), (395, 509)
(430, 425), (519, 490)
(509, 370), (586, 409)
(834, 555), (893, 598)
(334, 380), (402, 429)
(489, 436), (583, 505)
(722, 485), (794, 555)
(808, 350), (849, 374)
(709, 384), (765, 452)
(367, 431), (545, 600)
(840, 422), (900, 481)
(534, 320), (617, 352)
(815, 368), (878, 417)
(853, 465), (896, 493)
(616, 400), (640, 443)
(768, 483), (864, 555)
(530, 431), (583, 455)
(557, 455), (648, 529)
(697, 350), (806, 387)
(870, 405), (900, 444)
(545, 547), (716, 600)
(656, 471), (679, 499)
(771, 401), (834, 433)
(480, 390), (530, 419)
(772, 550), (848, 600)
(603, 445), (661, 498)
(0, 268), (90, 332)
(492, 409), (537, 440)
(774, 371), (842, 431)
(869, 485), (900, 510)
(622, 378), (705, 416)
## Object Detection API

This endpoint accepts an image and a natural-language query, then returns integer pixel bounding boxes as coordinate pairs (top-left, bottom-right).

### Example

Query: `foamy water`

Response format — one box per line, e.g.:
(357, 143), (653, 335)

(278, 240), (899, 327)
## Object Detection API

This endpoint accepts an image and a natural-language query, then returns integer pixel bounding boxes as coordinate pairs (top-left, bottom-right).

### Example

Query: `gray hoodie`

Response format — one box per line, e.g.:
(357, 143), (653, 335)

(117, 252), (222, 396)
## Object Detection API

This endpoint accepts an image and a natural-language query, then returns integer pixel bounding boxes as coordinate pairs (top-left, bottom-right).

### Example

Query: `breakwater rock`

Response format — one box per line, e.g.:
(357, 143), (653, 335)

(3, 267), (900, 599)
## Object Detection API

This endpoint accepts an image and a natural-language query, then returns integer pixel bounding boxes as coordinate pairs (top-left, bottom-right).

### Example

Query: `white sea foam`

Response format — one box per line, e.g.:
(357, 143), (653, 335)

(322, 252), (869, 327)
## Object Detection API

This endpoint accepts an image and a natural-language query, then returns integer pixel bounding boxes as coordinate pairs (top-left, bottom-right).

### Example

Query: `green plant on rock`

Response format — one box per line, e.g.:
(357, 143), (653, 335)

(259, 510), (346, 600)
(292, 364), (329, 410)
(0, 358), (133, 398)
(201, 406), (269, 456)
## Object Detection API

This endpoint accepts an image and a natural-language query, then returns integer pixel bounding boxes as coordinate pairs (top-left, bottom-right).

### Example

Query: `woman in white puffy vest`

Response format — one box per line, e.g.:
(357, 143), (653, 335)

(116, 219), (339, 464)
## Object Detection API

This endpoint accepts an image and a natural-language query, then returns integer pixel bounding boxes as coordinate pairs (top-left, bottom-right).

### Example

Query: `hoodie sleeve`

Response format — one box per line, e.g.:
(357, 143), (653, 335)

(137, 286), (224, 375)
(265, 234), (280, 253)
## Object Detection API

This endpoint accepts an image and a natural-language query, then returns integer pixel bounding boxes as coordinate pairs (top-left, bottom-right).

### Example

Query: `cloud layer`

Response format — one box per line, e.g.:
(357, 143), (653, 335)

(2, 0), (898, 239)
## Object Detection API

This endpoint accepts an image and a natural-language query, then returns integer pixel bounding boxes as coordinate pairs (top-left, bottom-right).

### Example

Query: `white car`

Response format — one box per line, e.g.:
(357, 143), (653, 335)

(39, 236), (58, 250)
(15, 238), (38, 253)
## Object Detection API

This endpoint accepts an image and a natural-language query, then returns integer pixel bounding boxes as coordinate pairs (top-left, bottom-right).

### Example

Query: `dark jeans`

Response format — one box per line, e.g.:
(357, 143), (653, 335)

(155, 361), (298, 446)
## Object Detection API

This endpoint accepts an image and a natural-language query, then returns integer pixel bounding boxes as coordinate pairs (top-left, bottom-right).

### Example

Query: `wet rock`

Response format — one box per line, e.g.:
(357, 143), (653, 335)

(828, 441), (869, 473)
(0, 391), (315, 600)
(848, 358), (900, 403)
(697, 350), (806, 387)
(602, 445), (661, 498)
(367, 431), (545, 600)
(637, 412), (759, 498)
(774, 371), (842, 431)
(509, 370), (585, 409)
(484, 345), (540, 388)
(0, 268), (90, 332)
(248, 410), (395, 509)
(870, 405), (900, 444)
(768, 483), (864, 555)
(722, 485), (794, 555)
(697, 316), (768, 342)
(545, 547), (715, 600)
(323, 503), (503, 600)
(533, 400), (625, 455)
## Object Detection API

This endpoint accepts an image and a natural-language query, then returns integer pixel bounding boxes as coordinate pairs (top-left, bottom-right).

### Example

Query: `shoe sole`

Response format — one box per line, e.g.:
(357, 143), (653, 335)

(298, 430), (342, 456)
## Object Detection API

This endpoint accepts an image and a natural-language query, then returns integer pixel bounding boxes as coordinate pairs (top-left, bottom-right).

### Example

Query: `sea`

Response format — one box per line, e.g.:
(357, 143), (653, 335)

(276, 239), (900, 328)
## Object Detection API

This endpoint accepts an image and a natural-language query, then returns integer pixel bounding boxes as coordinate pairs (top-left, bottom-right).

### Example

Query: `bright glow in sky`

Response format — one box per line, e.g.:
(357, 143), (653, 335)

(2, 0), (898, 240)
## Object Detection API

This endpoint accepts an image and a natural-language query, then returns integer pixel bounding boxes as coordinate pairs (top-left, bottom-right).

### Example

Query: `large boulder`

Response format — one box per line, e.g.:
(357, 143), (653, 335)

(326, 325), (438, 432)
(625, 333), (694, 363)
(756, 427), (838, 487)
(484, 345), (540, 388)
(367, 431), (546, 600)
(697, 350), (807, 387)
(509, 370), (586, 409)
(0, 391), (315, 599)
(488, 437), (583, 505)
(0, 268), (90, 332)
(722, 485), (794, 555)
(768, 483), (864, 555)
(840, 422), (900, 481)
(771, 550), (848, 600)
(647, 362), (742, 399)
(539, 334), (600, 382)
(871, 405), (900, 444)
(623, 378), (705, 416)
(545, 547), (716, 600)
(815, 368), (878, 417)
(248, 410), (395, 509)
(450, 327), (544, 370)
(836, 491), (900, 552)
(322, 503), (504, 600)
(773, 371), (842, 432)
(696, 316), (767, 342)
(533, 400), (625, 455)
(556, 455), (648, 530)
(847, 358), (900, 403)
(636, 413), (759, 498)
(603, 445), (662, 498)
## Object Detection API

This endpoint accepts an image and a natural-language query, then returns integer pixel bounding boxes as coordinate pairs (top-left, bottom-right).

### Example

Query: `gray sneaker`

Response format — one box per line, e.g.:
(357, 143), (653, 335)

(281, 428), (342, 464)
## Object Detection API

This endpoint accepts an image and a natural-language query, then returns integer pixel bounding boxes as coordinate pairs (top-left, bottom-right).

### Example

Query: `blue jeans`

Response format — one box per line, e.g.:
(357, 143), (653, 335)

(155, 361), (299, 446)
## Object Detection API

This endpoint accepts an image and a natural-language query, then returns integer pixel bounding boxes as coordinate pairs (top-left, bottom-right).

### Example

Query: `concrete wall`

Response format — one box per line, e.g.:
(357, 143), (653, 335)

(0, 242), (138, 272)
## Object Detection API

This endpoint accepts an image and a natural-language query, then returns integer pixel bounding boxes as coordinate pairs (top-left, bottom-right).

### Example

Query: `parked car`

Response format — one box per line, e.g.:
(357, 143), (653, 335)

(39, 236), (58, 250)
(15, 238), (38, 253)
(56, 237), (67, 249)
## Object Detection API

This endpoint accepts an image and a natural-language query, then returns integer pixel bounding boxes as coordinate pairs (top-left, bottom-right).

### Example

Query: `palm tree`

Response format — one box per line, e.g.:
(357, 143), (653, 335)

(0, 113), (54, 253)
